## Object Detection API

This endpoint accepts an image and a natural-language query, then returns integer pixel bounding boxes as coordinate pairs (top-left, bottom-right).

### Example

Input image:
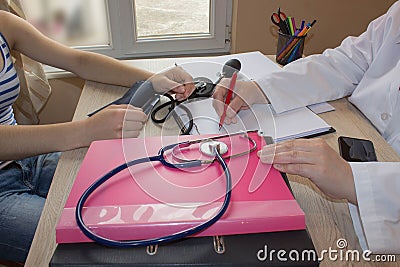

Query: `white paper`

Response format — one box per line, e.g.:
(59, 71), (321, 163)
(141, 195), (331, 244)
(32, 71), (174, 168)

(177, 98), (332, 143)
(307, 102), (335, 114)
(174, 51), (281, 82)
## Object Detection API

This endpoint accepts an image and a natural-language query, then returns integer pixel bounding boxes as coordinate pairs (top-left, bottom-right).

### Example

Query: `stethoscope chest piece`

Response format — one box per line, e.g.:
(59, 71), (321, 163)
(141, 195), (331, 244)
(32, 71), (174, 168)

(200, 141), (229, 157)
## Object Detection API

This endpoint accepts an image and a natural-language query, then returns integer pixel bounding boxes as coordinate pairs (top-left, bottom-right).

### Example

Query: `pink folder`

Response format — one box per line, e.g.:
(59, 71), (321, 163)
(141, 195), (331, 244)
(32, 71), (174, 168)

(56, 132), (305, 244)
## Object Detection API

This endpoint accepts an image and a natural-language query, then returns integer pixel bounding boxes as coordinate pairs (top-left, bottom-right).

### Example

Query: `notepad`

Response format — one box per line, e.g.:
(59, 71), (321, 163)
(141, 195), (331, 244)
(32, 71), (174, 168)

(176, 98), (333, 142)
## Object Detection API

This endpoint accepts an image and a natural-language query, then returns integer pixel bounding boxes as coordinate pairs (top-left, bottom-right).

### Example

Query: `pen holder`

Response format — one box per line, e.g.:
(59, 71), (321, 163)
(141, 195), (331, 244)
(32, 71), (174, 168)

(276, 31), (306, 65)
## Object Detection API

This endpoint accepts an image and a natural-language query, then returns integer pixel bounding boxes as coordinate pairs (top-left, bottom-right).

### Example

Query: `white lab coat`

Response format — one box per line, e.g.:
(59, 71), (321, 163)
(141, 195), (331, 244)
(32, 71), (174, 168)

(255, 1), (400, 254)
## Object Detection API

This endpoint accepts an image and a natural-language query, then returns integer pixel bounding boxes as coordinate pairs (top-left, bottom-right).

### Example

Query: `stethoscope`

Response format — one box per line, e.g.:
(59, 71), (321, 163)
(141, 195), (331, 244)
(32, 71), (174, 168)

(76, 131), (257, 248)
(150, 59), (242, 135)
(150, 77), (215, 135)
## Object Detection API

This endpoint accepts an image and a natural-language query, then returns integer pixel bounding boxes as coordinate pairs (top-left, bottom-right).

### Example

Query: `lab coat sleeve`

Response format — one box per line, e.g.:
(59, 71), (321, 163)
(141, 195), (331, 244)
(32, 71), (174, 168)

(255, 9), (389, 114)
(348, 162), (400, 254)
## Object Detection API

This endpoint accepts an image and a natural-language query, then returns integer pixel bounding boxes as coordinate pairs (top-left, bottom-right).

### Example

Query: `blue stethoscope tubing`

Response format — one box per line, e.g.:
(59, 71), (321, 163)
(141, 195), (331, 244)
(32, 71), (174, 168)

(75, 142), (232, 248)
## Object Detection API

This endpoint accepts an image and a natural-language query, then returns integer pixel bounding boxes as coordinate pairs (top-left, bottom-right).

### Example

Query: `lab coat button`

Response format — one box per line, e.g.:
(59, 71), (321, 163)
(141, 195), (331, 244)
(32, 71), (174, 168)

(381, 113), (389, 121)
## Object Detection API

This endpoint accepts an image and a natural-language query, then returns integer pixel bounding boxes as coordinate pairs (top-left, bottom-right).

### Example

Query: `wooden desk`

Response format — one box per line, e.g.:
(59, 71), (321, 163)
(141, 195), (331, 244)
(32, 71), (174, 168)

(25, 56), (400, 267)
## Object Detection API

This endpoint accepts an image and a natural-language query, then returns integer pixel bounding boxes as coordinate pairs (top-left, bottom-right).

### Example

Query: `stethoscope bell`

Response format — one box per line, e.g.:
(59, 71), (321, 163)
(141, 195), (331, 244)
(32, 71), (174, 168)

(200, 141), (229, 157)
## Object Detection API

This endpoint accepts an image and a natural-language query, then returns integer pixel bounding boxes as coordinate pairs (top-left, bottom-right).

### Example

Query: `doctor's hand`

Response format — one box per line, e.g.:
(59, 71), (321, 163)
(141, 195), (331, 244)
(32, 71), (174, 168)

(212, 79), (267, 124)
(81, 104), (147, 146)
(258, 138), (358, 205)
(150, 66), (195, 101)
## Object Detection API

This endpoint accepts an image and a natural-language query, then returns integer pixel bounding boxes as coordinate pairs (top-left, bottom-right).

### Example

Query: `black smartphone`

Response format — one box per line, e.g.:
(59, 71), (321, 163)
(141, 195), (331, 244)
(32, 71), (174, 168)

(338, 136), (377, 162)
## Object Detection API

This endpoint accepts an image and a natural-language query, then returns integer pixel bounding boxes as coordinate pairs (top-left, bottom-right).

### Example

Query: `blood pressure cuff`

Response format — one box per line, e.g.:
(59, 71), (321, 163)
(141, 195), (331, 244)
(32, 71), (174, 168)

(87, 81), (158, 116)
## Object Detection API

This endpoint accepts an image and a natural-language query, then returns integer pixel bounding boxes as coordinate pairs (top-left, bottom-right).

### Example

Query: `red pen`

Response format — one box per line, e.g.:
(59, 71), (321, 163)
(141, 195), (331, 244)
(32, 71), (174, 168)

(219, 71), (238, 130)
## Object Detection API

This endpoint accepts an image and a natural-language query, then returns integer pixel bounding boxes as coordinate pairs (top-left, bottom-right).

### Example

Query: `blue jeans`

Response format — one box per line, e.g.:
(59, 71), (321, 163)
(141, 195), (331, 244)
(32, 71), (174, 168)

(0, 152), (60, 262)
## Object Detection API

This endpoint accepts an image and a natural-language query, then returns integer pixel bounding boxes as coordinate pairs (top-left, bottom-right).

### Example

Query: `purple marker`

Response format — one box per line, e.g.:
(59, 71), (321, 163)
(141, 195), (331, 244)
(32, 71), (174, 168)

(291, 17), (296, 32)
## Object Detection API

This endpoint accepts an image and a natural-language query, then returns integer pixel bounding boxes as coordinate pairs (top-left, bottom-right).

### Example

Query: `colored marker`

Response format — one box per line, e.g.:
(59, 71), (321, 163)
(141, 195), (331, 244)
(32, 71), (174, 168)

(277, 20), (316, 62)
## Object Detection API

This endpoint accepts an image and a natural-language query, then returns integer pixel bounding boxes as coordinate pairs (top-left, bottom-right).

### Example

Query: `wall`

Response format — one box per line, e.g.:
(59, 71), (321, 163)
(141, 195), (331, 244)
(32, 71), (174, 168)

(38, 77), (83, 124)
(231, 0), (397, 55)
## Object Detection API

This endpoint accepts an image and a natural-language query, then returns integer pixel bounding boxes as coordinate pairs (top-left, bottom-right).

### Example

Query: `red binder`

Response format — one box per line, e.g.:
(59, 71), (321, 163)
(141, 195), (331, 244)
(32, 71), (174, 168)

(56, 132), (305, 244)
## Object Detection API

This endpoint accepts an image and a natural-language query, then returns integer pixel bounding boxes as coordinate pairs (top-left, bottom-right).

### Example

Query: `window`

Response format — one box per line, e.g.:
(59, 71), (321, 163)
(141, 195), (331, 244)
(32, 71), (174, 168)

(21, 0), (109, 47)
(134, 0), (210, 38)
(21, 0), (232, 59)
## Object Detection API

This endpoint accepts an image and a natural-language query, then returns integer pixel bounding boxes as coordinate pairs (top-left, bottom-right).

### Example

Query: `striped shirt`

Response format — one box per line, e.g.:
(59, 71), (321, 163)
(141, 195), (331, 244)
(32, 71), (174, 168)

(0, 32), (20, 168)
(0, 32), (20, 126)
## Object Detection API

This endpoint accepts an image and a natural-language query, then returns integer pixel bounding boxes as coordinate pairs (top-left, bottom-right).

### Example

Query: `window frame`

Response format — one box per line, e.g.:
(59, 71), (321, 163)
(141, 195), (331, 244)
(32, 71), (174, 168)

(73, 0), (232, 59)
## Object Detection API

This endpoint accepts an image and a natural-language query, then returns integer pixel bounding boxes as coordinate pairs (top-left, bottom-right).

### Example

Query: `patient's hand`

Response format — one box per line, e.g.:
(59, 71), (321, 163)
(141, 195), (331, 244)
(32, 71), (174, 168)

(212, 79), (267, 124)
(150, 66), (195, 100)
(82, 104), (147, 145)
